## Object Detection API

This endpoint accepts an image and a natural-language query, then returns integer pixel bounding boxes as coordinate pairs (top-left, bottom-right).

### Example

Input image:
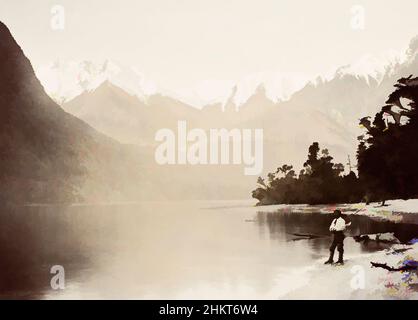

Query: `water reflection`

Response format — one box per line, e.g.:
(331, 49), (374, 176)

(0, 202), (417, 299)
(0, 205), (93, 298)
(256, 209), (418, 254)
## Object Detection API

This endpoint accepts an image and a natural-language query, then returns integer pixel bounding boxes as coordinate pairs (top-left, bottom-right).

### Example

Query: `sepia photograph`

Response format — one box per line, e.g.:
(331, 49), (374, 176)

(0, 0), (417, 311)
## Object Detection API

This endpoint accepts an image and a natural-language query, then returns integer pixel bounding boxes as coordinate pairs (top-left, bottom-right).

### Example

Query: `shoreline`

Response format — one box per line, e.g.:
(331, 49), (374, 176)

(254, 199), (418, 299)
(280, 242), (418, 299)
(255, 199), (418, 225)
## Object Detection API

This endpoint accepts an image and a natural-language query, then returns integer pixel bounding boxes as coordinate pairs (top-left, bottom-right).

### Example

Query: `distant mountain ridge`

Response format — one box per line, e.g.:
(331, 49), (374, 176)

(35, 59), (159, 105)
(36, 46), (408, 110)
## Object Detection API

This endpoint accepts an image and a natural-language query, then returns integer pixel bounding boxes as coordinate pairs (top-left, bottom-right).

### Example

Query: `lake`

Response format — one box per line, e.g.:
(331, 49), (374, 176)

(0, 200), (417, 299)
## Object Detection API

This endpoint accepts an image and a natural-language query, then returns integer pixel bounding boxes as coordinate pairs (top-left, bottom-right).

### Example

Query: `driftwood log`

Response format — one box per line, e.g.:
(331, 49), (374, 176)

(370, 261), (418, 272)
(288, 233), (324, 241)
(391, 248), (412, 254)
(292, 233), (322, 239)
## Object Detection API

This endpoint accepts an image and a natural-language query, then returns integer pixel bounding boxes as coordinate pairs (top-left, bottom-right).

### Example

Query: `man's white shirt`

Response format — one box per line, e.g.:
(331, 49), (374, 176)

(329, 217), (349, 232)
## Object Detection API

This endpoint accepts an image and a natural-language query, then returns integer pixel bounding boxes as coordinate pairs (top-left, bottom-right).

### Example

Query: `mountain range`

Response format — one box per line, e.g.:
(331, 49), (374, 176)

(36, 58), (314, 108)
(36, 48), (406, 109)
(2, 17), (418, 202)
(57, 37), (418, 165)
(38, 36), (418, 200)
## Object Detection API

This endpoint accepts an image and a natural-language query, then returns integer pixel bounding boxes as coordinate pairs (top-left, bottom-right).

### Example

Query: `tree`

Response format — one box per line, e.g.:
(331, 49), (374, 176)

(357, 75), (418, 202)
(252, 143), (362, 205)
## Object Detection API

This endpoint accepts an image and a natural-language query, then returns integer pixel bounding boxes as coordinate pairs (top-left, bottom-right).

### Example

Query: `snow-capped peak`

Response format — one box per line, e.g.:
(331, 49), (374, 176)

(35, 59), (158, 104)
(140, 73), (313, 109)
(218, 72), (312, 109)
(311, 49), (407, 87)
(336, 50), (405, 84)
(221, 49), (407, 109)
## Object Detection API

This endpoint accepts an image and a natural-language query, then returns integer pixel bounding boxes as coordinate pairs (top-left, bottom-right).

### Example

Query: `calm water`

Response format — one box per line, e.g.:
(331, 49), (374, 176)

(0, 201), (417, 299)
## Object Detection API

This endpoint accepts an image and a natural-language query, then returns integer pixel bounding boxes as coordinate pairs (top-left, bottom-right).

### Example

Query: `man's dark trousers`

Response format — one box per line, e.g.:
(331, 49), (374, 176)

(329, 231), (345, 262)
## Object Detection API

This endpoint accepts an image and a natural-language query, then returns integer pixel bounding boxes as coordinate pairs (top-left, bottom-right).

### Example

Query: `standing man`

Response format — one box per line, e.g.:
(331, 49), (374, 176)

(324, 210), (351, 265)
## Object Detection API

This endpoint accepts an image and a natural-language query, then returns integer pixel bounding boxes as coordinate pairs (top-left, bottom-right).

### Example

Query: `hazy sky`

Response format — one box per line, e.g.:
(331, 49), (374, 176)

(1, 0), (418, 91)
